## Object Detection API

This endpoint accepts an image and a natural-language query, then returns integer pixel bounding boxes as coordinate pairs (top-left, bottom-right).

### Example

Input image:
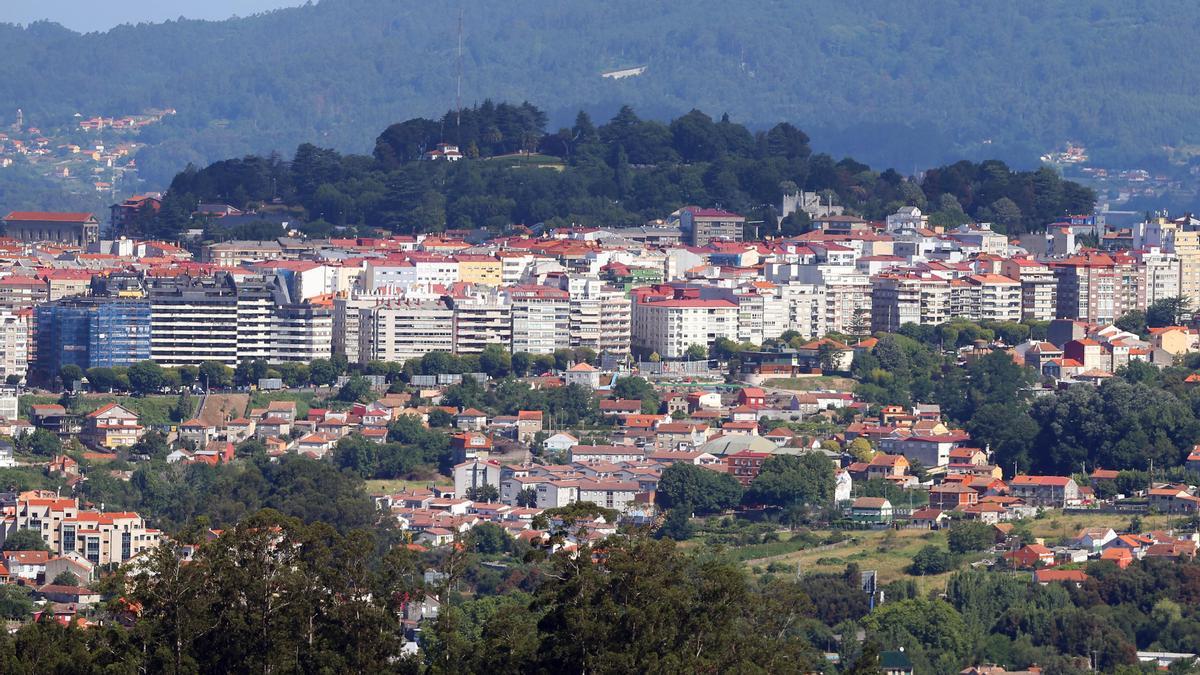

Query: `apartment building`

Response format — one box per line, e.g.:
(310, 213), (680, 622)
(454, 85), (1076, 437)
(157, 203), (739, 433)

(446, 288), (512, 354)
(497, 252), (538, 286)
(0, 310), (29, 381)
(1053, 251), (1130, 325)
(359, 300), (455, 363)
(871, 273), (950, 333)
(146, 274), (240, 367)
(272, 301), (333, 363)
(950, 274), (1021, 323)
(1000, 258), (1057, 322)
(599, 289), (632, 355)
(631, 296), (739, 359)
(506, 285), (570, 354)
(364, 255), (459, 290)
(1134, 248), (1182, 311)
(202, 240), (284, 266)
(333, 294), (389, 363)
(234, 275), (276, 363)
(0, 275), (48, 307)
(454, 254), (503, 286)
(563, 276), (604, 352)
(9, 497), (160, 566)
(778, 282), (826, 339)
(678, 207), (745, 246)
(33, 297), (151, 383)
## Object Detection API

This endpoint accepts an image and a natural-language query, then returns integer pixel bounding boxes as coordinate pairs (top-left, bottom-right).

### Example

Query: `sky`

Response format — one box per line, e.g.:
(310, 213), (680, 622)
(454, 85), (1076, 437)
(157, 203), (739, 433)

(0, 1), (307, 33)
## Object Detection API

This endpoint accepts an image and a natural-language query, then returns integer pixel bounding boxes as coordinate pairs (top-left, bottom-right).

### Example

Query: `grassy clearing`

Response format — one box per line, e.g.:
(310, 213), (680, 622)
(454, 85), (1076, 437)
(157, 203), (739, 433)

(762, 376), (856, 391)
(745, 527), (958, 594)
(1026, 511), (1172, 544)
(721, 535), (821, 562)
(247, 391), (320, 418)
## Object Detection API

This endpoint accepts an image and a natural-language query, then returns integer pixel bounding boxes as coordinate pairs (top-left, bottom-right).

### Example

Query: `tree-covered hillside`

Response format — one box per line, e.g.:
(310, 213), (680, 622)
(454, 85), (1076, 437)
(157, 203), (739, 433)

(2, 0), (1200, 189)
(139, 103), (1094, 240)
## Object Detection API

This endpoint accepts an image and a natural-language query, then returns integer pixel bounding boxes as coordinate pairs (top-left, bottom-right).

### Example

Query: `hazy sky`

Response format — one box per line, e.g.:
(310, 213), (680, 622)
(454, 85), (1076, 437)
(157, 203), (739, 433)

(0, 1), (307, 33)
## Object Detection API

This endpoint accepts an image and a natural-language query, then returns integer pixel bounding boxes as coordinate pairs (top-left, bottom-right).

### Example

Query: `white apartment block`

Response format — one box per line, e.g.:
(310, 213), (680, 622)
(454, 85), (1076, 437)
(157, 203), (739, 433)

(631, 297), (739, 359)
(498, 253), (538, 286)
(272, 304), (333, 362)
(364, 257), (459, 290)
(147, 275), (240, 367)
(235, 276), (276, 363)
(0, 310), (29, 381)
(506, 285), (570, 354)
(447, 290), (512, 354)
(778, 282), (826, 339)
(359, 300), (455, 363)
(599, 290), (632, 355)
(950, 274), (1022, 323)
(333, 294), (388, 363)
(565, 277), (604, 352)
(1136, 249), (1182, 311)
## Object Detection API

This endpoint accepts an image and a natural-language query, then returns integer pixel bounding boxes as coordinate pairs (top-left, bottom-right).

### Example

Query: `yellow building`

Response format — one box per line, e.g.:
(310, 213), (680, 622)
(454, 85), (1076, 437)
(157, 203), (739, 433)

(455, 255), (503, 287)
(1150, 326), (1197, 356)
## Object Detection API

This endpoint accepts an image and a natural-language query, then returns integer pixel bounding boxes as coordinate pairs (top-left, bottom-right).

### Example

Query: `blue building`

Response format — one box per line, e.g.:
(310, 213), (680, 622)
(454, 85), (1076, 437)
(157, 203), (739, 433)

(35, 298), (151, 383)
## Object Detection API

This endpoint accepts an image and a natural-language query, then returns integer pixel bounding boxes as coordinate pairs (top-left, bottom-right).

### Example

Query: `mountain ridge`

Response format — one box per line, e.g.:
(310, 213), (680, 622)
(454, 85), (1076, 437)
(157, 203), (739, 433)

(1, 0), (1198, 188)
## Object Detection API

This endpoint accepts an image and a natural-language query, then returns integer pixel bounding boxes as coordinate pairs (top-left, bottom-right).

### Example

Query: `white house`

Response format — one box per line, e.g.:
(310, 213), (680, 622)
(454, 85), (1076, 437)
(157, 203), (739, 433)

(543, 432), (579, 453)
(454, 459), (502, 500)
(536, 481), (580, 509)
(563, 363), (602, 389)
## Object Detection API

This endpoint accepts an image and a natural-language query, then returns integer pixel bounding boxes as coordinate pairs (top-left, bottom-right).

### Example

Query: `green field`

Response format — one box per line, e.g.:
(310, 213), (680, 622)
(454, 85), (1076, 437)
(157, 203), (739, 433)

(247, 391), (320, 419)
(761, 376), (856, 391)
(1026, 511), (1172, 544)
(742, 528), (959, 594)
(723, 511), (1178, 594)
(20, 394), (191, 427)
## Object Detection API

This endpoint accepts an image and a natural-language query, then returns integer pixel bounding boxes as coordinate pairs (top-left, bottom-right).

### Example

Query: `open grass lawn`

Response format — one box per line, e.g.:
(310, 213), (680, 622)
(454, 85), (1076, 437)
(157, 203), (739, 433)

(743, 527), (960, 594)
(762, 376), (856, 392)
(1025, 511), (1173, 544)
(247, 391), (320, 419)
(20, 394), (186, 427)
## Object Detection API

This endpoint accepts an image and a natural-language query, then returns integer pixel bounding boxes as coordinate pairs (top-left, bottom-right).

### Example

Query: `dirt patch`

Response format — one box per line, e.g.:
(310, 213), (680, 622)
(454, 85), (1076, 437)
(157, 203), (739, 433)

(197, 394), (248, 427)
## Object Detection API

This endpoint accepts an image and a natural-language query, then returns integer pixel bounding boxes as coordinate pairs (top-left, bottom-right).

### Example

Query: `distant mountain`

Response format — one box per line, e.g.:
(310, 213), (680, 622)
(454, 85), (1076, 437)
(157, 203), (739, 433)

(2, 0), (1199, 191)
(0, 0), (303, 33)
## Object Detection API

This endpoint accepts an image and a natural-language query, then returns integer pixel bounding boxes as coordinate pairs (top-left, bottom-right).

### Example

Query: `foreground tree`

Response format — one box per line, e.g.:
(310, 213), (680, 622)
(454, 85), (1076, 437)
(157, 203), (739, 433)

(744, 453), (835, 510)
(656, 462), (743, 514)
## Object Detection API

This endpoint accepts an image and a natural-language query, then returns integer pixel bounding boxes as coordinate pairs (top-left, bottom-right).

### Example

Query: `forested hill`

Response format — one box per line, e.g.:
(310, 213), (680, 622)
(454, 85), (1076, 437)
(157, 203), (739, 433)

(3, 0), (1200, 185)
(141, 103), (1094, 240)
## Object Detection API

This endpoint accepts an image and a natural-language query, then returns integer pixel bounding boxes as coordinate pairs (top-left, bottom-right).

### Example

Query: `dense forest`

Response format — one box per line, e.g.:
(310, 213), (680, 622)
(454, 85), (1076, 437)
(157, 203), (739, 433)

(4, 0), (1200, 186)
(140, 102), (1094, 240)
